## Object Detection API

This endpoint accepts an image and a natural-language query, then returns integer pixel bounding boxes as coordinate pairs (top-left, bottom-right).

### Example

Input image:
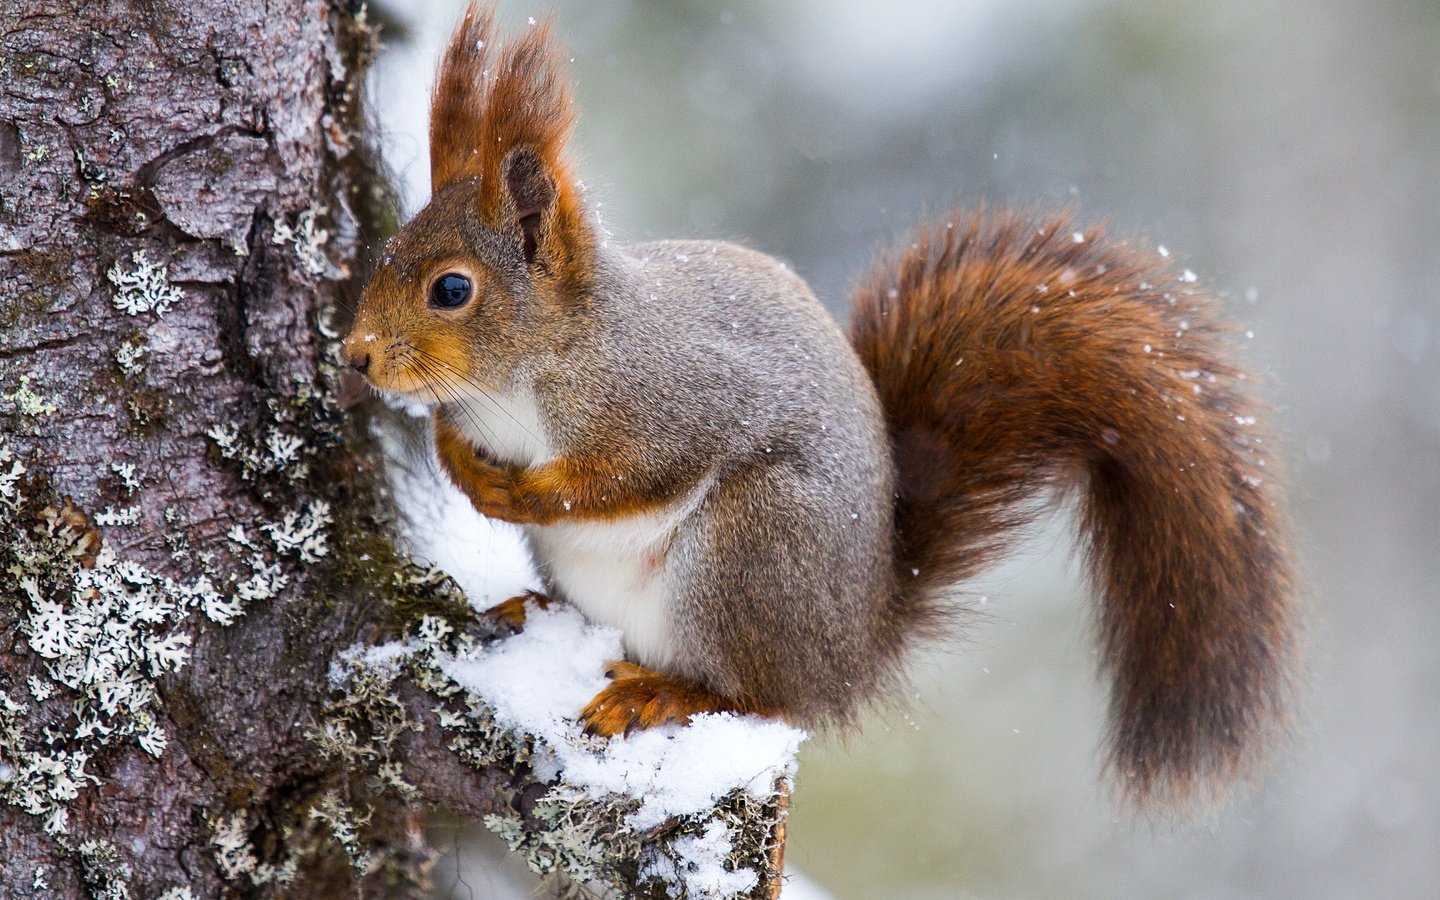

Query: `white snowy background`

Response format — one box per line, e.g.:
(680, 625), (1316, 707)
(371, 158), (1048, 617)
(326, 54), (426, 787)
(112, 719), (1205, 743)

(367, 0), (1440, 897)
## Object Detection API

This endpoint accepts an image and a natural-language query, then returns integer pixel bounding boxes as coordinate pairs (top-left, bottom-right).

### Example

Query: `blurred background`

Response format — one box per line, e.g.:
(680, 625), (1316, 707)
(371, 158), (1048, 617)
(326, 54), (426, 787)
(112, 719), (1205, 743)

(367, 0), (1440, 896)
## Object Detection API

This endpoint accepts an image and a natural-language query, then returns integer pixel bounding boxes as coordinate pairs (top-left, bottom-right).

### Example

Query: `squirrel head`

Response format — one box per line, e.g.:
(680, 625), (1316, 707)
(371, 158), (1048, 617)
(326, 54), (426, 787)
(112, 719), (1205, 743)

(342, 2), (590, 400)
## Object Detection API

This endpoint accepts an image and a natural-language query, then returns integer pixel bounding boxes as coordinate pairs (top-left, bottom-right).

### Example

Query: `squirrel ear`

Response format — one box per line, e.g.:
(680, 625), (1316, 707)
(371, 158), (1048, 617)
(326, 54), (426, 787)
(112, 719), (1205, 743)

(502, 147), (556, 266)
(430, 4), (591, 279)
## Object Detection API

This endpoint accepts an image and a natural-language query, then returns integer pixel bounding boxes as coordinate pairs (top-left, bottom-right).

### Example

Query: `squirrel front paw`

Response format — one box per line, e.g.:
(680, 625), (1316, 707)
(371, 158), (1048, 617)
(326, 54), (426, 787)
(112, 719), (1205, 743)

(579, 662), (736, 737)
(478, 590), (550, 639)
(434, 414), (531, 522)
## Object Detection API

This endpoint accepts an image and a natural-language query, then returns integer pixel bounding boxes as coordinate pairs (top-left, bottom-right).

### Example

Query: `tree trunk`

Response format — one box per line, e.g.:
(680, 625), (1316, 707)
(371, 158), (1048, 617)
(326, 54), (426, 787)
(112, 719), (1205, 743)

(0, 2), (790, 898)
(0, 0), (429, 894)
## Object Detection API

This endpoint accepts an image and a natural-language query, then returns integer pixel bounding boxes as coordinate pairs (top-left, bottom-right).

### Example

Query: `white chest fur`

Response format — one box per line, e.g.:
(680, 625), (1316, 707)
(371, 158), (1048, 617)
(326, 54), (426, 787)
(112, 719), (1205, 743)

(528, 509), (685, 671)
(450, 385), (552, 466)
(445, 385), (700, 669)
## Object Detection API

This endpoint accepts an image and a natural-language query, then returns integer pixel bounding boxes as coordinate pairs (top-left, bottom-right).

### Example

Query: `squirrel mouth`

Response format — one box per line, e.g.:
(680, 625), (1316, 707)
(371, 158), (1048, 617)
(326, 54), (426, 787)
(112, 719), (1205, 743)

(368, 370), (443, 401)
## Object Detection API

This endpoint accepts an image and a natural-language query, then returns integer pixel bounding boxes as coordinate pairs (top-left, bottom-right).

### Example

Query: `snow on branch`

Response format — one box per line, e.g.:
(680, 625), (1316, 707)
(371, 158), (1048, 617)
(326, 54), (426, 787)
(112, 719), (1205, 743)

(331, 593), (801, 898)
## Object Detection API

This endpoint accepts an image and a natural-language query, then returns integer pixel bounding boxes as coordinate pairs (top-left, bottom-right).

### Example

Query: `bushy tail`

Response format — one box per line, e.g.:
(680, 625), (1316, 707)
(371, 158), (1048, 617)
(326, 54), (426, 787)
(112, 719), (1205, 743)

(850, 209), (1297, 812)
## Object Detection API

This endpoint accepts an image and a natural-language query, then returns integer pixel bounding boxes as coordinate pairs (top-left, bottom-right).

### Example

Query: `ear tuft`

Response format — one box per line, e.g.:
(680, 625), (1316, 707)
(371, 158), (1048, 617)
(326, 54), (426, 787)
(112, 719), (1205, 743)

(429, 2), (497, 192)
(428, 3), (590, 279)
(428, 3), (575, 201)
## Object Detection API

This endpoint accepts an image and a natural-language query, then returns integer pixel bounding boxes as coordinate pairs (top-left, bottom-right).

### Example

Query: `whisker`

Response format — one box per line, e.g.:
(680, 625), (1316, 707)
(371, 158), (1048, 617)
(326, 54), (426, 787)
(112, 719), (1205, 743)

(409, 355), (505, 453)
(409, 347), (546, 446)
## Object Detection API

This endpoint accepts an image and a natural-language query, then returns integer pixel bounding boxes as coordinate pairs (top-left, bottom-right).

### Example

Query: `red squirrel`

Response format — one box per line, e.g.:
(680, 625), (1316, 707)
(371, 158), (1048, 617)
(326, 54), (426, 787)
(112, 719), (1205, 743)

(342, 2), (1297, 813)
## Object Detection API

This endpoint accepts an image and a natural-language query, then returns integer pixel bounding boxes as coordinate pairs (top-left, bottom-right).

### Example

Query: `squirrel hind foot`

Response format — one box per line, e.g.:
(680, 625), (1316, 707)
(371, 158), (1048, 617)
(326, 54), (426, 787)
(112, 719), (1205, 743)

(478, 590), (551, 640)
(579, 662), (745, 738)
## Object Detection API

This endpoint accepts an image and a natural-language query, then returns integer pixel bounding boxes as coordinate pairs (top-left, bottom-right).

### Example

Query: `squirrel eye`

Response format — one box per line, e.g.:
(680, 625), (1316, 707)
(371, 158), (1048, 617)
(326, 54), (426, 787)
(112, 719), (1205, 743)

(429, 273), (472, 309)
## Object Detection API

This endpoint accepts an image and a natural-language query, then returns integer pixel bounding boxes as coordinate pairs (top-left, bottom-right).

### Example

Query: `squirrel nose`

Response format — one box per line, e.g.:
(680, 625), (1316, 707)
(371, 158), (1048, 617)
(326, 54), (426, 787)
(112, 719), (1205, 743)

(340, 342), (371, 375)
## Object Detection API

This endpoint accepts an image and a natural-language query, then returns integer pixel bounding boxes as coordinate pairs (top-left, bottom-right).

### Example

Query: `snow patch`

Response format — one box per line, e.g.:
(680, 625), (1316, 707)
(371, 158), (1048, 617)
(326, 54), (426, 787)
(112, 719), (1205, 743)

(436, 604), (806, 831)
(641, 820), (759, 898)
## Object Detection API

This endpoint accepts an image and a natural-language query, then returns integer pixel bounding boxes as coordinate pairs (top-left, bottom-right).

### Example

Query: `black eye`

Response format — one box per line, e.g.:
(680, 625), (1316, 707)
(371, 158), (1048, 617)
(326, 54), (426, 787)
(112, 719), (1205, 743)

(429, 273), (472, 309)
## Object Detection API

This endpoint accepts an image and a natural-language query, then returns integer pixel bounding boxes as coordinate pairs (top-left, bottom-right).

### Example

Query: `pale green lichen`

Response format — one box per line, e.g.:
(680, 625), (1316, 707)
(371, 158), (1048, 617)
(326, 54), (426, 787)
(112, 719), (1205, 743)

(205, 417), (315, 485)
(2, 544), (200, 834)
(107, 250), (183, 317)
(210, 811), (259, 881)
(302, 571), (477, 877)
(373, 760), (418, 802)
(273, 206), (335, 278)
(110, 462), (141, 495)
(94, 505), (142, 527)
(415, 613), (453, 646)
(0, 446), (25, 505)
(4, 375), (58, 417)
(263, 500), (333, 563)
(309, 789), (374, 874)
(224, 525), (291, 607)
(114, 337), (148, 377)
(322, 594), (790, 898)
(209, 808), (300, 887)
(77, 838), (132, 900)
(0, 435), (308, 845)
(252, 857), (300, 888)
(27, 674), (53, 702)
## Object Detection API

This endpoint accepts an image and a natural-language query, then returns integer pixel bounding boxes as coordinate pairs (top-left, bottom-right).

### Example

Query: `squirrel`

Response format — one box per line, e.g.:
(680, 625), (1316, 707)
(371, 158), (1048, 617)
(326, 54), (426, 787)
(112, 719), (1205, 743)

(341, 1), (1297, 814)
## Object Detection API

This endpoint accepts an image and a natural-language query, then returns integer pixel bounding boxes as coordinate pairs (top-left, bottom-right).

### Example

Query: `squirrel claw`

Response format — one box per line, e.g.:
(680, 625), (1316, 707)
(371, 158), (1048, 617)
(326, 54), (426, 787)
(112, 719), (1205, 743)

(578, 662), (735, 738)
(478, 590), (550, 640)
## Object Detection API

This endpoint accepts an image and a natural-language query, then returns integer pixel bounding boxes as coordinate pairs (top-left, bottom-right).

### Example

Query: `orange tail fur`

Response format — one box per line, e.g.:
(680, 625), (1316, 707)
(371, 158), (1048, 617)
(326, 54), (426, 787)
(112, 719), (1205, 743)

(851, 209), (1297, 811)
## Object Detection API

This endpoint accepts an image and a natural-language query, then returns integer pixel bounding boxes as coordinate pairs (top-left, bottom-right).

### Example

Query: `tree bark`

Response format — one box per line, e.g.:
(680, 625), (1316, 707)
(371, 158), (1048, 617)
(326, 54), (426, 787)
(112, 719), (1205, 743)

(0, 0), (426, 895)
(0, 3), (790, 898)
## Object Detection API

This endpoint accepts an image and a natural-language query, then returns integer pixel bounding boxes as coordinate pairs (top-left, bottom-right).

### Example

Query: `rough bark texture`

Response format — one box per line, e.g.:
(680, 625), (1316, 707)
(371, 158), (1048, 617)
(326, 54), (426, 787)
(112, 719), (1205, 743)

(0, 2), (789, 898)
(0, 0), (425, 895)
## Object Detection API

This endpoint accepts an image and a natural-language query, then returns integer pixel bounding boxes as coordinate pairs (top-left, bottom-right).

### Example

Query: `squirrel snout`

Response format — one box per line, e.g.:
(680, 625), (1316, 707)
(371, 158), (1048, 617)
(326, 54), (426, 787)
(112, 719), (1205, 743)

(339, 340), (371, 376)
